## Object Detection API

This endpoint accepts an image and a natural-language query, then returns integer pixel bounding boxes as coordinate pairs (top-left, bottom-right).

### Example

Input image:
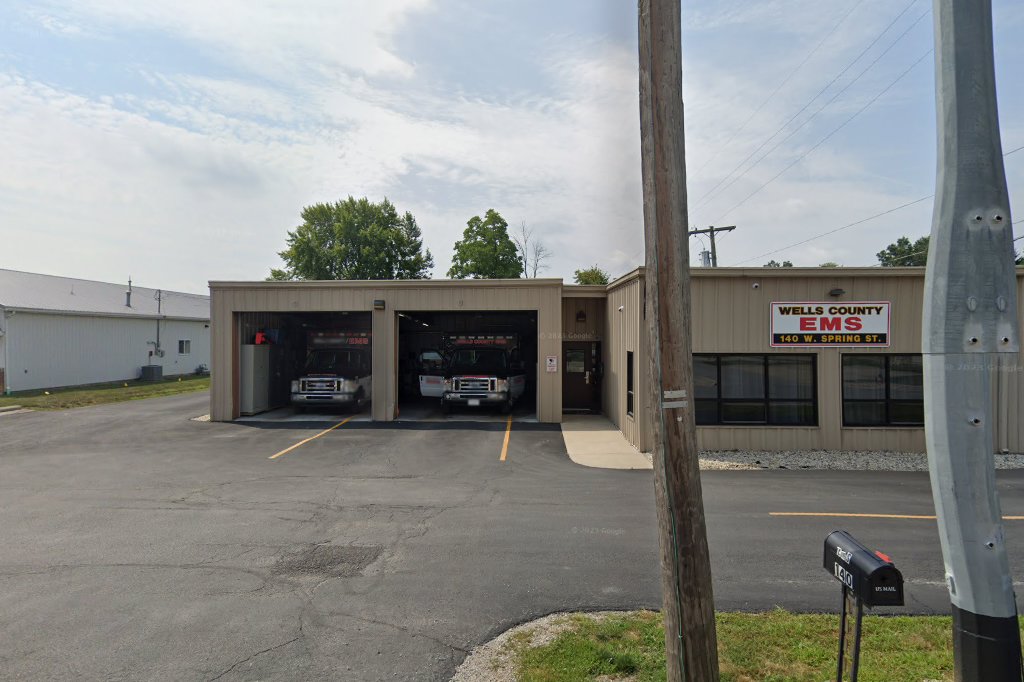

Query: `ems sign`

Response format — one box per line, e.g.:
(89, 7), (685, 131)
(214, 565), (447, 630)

(771, 302), (890, 347)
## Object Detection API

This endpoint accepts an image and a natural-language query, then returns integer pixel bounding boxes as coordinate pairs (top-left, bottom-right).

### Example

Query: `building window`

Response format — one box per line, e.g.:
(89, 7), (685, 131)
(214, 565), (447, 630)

(626, 351), (635, 417)
(178, 339), (191, 355)
(842, 354), (923, 426)
(694, 354), (817, 426)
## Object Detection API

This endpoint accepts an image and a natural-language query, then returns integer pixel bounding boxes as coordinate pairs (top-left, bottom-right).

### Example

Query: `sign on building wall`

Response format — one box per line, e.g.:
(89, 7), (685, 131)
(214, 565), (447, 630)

(771, 302), (891, 347)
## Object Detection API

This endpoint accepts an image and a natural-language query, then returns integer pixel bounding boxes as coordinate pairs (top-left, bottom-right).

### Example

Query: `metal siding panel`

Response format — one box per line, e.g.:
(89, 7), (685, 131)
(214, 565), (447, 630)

(207, 271), (1023, 441)
(210, 290), (234, 421)
(211, 281), (564, 423)
(159, 320), (211, 376)
(562, 298), (604, 340)
(6, 312), (180, 391)
(604, 276), (645, 450)
(819, 350), (842, 448)
(537, 287), (562, 422)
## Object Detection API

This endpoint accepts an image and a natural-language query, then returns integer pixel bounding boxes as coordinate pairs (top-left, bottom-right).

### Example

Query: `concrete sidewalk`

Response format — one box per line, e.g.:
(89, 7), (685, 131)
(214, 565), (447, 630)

(560, 414), (652, 469)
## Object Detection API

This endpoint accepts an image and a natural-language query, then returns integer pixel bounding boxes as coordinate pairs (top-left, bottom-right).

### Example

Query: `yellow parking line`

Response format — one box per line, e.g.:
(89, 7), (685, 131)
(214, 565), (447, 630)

(268, 416), (354, 460)
(770, 512), (1024, 520)
(500, 415), (513, 462)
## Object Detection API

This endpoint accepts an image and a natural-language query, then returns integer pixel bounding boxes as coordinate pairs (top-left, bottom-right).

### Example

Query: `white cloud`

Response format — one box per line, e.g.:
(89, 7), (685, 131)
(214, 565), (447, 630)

(33, 0), (433, 80)
(1, 0), (1019, 294)
(0, 10), (647, 287)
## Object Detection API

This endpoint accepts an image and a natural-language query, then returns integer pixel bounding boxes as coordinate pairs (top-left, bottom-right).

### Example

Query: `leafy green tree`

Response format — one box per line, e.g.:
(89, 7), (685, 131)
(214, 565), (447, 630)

(269, 197), (433, 280)
(878, 235), (1024, 266)
(763, 260), (793, 268)
(447, 209), (522, 279)
(877, 236), (929, 267)
(819, 261), (840, 268)
(573, 266), (610, 285)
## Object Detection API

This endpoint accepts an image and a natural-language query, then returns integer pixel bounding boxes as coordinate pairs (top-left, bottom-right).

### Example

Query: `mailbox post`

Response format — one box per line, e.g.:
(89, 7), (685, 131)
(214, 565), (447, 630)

(824, 531), (904, 681)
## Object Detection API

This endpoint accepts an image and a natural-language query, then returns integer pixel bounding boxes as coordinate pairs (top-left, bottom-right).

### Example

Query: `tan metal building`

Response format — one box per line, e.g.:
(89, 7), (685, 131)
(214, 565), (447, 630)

(209, 267), (1024, 453)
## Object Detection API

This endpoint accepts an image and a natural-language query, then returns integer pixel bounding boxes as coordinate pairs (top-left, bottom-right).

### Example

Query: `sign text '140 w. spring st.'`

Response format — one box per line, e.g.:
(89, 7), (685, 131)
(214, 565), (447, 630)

(770, 302), (891, 347)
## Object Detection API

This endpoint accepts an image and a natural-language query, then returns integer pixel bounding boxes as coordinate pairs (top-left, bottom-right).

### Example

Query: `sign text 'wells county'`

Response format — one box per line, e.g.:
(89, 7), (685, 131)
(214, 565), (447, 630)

(770, 302), (891, 347)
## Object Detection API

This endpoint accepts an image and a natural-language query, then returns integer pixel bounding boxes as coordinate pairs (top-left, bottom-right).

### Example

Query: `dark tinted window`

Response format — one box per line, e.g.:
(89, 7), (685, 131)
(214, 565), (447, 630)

(695, 355), (816, 426)
(842, 354), (923, 426)
(306, 349), (367, 374)
(626, 351), (635, 417)
(449, 349), (508, 374)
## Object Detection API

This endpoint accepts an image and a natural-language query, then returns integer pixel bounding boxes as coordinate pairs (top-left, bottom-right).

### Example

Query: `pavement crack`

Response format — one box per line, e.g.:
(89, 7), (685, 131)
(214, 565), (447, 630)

(330, 610), (469, 656)
(206, 636), (300, 682)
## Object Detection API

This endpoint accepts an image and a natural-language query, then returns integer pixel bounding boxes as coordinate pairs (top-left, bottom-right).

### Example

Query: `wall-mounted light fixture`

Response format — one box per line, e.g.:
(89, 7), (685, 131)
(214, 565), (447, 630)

(576, 310), (587, 323)
(373, 299), (386, 310)
(829, 288), (846, 297)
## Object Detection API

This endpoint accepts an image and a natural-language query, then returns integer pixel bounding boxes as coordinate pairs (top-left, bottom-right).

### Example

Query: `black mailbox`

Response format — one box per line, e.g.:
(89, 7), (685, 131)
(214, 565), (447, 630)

(823, 530), (904, 607)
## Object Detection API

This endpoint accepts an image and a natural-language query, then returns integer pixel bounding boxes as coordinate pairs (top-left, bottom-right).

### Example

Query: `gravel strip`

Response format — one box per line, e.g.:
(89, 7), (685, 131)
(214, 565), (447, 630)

(698, 450), (1024, 471)
(450, 611), (639, 682)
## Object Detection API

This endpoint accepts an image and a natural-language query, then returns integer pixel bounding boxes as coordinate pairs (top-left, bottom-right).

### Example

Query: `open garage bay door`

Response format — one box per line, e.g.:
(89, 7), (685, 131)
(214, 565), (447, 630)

(397, 310), (537, 422)
(236, 311), (372, 421)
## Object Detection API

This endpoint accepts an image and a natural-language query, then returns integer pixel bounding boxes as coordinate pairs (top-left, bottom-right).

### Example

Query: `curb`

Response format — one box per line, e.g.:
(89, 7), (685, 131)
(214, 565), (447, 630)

(0, 405), (24, 413)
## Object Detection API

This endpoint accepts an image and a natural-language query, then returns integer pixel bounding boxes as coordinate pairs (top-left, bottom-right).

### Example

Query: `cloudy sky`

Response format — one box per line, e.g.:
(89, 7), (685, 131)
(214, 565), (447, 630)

(1, 0), (1021, 294)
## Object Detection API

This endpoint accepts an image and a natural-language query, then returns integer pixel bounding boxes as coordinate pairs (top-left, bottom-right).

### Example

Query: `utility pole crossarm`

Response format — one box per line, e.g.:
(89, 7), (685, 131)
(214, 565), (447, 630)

(925, 0), (1021, 678)
(688, 225), (735, 267)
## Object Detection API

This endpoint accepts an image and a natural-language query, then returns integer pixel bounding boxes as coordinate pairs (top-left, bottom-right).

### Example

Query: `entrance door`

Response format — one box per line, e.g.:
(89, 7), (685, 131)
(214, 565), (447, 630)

(562, 342), (600, 412)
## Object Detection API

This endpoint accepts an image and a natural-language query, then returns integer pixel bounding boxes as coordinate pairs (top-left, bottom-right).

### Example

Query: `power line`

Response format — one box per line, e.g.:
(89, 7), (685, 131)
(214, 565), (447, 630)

(878, 246), (929, 264)
(689, 0), (866, 180)
(711, 49), (933, 225)
(694, 5), (930, 215)
(729, 195), (932, 266)
(625, 142), (1021, 271)
(692, 0), (922, 212)
(875, 240), (1023, 266)
(727, 144), (1022, 267)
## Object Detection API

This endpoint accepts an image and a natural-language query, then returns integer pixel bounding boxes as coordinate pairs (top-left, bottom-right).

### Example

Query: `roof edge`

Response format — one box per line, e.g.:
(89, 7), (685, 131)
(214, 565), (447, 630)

(562, 284), (608, 298)
(3, 307), (209, 321)
(210, 277), (565, 290)
(606, 267), (645, 290)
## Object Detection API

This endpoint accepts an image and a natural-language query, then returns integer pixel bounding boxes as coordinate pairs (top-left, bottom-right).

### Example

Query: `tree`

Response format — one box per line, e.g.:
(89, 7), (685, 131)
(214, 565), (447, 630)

(819, 261), (840, 268)
(1016, 250), (1023, 266)
(573, 266), (610, 285)
(511, 222), (551, 278)
(763, 260), (793, 268)
(270, 197), (433, 280)
(447, 209), (523, 279)
(876, 235), (929, 266)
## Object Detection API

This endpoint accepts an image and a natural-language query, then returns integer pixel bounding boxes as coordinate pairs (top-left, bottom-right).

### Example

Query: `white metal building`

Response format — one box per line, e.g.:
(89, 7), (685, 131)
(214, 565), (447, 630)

(0, 269), (210, 393)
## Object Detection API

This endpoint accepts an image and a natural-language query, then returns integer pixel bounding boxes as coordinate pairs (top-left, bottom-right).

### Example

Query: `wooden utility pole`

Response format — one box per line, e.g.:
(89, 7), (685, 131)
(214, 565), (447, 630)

(638, 1), (719, 681)
(688, 225), (735, 266)
(924, 0), (1021, 678)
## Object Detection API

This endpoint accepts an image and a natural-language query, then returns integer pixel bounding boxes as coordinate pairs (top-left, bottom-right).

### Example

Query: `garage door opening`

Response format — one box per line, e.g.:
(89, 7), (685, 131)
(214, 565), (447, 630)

(236, 311), (372, 422)
(397, 310), (537, 422)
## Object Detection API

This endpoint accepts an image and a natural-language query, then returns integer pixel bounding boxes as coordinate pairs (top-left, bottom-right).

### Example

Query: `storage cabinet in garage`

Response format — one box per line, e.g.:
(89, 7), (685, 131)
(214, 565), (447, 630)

(239, 344), (270, 415)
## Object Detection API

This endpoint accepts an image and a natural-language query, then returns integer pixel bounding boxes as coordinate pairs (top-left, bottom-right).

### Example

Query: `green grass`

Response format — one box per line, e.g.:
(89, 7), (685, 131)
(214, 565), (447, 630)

(0, 375), (210, 410)
(508, 609), (1016, 682)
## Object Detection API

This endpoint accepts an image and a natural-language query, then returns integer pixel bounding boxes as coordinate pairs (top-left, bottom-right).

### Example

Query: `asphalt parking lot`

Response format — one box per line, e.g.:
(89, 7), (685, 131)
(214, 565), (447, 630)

(0, 393), (661, 681)
(3, 393), (1024, 681)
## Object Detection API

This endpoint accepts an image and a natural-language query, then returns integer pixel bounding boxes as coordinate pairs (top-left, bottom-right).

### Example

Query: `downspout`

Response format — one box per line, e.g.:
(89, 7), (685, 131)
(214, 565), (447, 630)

(156, 289), (163, 358)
